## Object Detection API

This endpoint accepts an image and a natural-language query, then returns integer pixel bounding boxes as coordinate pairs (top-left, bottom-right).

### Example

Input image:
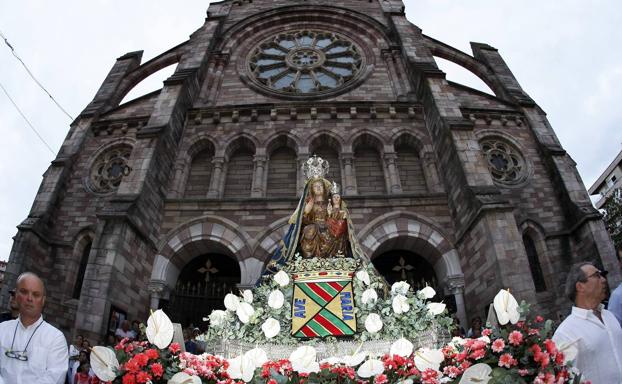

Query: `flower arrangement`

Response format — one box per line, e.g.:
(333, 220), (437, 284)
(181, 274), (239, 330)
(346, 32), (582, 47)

(90, 289), (586, 384)
(204, 261), (453, 344)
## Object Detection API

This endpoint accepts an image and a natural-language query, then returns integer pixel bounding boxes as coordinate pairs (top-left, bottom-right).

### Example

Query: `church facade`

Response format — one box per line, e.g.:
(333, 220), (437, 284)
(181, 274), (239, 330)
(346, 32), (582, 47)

(2, 0), (619, 340)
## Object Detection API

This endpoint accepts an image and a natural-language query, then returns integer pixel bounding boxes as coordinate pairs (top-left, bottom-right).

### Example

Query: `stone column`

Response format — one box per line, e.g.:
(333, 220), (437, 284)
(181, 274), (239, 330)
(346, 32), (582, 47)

(340, 152), (357, 196)
(382, 50), (402, 98)
(207, 156), (224, 198)
(297, 150), (310, 196)
(447, 274), (467, 332)
(422, 152), (443, 193)
(148, 280), (169, 310)
(383, 152), (402, 194)
(251, 154), (267, 198)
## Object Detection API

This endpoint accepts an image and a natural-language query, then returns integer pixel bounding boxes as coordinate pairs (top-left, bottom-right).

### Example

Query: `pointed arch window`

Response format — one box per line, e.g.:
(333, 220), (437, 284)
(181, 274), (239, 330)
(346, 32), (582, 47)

(522, 234), (546, 292)
(73, 241), (92, 299)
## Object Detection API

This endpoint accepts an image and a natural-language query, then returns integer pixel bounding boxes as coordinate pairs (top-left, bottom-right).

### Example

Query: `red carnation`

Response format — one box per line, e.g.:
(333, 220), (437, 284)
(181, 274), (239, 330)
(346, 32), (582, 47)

(133, 353), (149, 368)
(150, 362), (164, 378)
(145, 348), (159, 360)
(169, 342), (181, 354)
(122, 374), (136, 384)
(508, 330), (523, 346)
(135, 371), (152, 384)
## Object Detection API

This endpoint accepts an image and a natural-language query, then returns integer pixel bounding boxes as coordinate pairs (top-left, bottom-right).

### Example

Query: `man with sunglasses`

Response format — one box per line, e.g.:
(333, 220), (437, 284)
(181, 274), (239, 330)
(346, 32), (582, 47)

(553, 262), (622, 383)
(0, 272), (68, 383)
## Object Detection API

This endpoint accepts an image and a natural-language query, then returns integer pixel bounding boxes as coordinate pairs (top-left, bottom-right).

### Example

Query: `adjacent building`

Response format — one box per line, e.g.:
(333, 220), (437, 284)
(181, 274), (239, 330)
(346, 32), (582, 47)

(589, 148), (622, 209)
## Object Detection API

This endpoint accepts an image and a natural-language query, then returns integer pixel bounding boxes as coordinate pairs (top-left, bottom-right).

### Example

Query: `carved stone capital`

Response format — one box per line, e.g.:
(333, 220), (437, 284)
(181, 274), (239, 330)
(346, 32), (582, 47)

(446, 274), (465, 294)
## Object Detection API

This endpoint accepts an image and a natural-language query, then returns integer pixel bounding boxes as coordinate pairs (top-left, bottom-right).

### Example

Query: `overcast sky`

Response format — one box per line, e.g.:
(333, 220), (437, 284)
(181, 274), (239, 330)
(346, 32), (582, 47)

(1, 1), (621, 262)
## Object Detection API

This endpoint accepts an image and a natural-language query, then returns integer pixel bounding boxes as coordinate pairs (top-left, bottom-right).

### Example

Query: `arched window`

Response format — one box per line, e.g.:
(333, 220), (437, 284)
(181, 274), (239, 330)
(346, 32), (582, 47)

(523, 234), (546, 292)
(184, 149), (213, 198)
(310, 134), (341, 185)
(267, 147), (297, 197)
(224, 148), (254, 198)
(395, 142), (426, 193)
(73, 240), (92, 299)
(354, 144), (386, 195)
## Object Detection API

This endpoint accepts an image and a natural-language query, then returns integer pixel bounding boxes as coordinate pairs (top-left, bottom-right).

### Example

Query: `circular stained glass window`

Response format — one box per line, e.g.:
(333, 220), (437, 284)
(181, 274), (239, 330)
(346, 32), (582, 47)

(248, 30), (363, 95)
(87, 145), (132, 194)
(481, 139), (527, 185)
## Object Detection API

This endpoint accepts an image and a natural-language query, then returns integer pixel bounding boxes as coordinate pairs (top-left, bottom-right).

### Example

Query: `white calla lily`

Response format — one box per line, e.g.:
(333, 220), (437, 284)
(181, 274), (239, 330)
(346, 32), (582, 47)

(261, 317), (281, 339)
(493, 289), (520, 325)
(224, 293), (240, 311)
(390, 338), (414, 357)
(356, 270), (371, 285)
(364, 313), (383, 333)
(413, 348), (444, 372)
(458, 363), (492, 384)
(342, 352), (367, 367)
(419, 286), (436, 299)
(426, 302), (446, 316)
(361, 288), (378, 305)
(290, 346), (319, 374)
(244, 347), (268, 368)
(357, 358), (384, 378)
(227, 354), (255, 383)
(392, 294), (410, 314)
(208, 310), (227, 327)
(242, 289), (254, 304)
(321, 356), (342, 365)
(391, 281), (410, 296)
(168, 372), (202, 384)
(90, 346), (120, 382)
(273, 270), (290, 287)
(236, 302), (255, 324)
(145, 309), (174, 349)
(268, 290), (285, 309)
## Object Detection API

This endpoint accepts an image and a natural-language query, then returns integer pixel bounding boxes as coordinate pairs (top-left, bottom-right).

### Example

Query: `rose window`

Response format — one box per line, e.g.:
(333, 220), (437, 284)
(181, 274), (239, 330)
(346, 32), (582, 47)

(481, 139), (526, 184)
(248, 30), (363, 95)
(88, 146), (132, 194)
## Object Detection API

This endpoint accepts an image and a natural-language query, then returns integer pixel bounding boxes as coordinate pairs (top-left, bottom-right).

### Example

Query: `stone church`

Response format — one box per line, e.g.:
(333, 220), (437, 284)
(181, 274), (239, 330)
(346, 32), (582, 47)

(2, 0), (619, 340)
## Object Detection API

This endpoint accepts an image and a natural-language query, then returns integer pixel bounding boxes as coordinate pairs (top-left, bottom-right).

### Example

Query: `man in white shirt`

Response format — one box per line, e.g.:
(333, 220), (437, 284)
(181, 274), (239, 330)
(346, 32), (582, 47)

(553, 262), (622, 384)
(0, 272), (68, 384)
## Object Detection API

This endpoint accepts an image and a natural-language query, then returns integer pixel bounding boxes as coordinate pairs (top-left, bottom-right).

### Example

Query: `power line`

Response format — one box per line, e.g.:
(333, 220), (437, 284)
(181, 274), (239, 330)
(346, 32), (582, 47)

(0, 29), (74, 121)
(0, 81), (56, 155)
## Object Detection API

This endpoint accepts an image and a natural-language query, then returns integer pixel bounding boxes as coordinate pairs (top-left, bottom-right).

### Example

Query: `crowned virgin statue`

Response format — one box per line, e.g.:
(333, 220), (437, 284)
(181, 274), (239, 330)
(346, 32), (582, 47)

(264, 155), (367, 275)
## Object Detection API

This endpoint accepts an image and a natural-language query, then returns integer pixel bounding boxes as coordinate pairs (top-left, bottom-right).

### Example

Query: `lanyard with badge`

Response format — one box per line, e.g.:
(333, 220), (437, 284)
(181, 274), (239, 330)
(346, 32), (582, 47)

(5, 321), (44, 361)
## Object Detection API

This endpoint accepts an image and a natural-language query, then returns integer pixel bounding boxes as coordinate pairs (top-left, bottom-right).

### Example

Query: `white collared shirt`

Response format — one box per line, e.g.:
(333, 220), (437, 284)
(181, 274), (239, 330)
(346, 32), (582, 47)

(553, 305), (622, 384)
(0, 316), (68, 384)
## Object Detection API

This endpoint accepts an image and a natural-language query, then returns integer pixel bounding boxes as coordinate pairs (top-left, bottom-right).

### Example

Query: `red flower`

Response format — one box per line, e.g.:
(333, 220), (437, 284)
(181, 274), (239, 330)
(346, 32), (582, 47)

(518, 368), (529, 376)
(498, 353), (517, 368)
(122, 374), (136, 384)
(145, 348), (159, 360)
(543, 339), (558, 356)
(124, 359), (140, 374)
(169, 343), (181, 354)
(421, 369), (440, 384)
(491, 338), (505, 353)
(508, 330), (523, 346)
(375, 373), (388, 384)
(468, 349), (486, 360)
(135, 371), (152, 384)
(133, 353), (149, 368)
(535, 315), (544, 322)
(150, 362), (164, 378)
(267, 380), (278, 384)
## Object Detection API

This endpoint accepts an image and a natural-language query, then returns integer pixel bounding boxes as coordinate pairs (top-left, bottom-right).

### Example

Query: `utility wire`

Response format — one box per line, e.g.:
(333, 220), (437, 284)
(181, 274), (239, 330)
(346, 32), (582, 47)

(0, 29), (74, 121)
(0, 81), (56, 155)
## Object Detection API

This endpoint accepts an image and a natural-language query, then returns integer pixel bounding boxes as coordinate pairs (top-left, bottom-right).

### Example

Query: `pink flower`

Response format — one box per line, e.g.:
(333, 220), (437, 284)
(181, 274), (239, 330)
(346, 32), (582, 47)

(482, 328), (492, 337)
(498, 353), (517, 368)
(169, 342), (181, 354)
(469, 349), (486, 360)
(535, 315), (544, 322)
(508, 330), (523, 346)
(421, 369), (440, 384)
(375, 374), (388, 384)
(518, 368), (529, 376)
(491, 338), (505, 353)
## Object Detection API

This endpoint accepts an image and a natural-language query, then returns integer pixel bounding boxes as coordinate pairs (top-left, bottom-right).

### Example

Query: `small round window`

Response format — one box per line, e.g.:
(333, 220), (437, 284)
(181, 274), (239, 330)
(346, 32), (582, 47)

(248, 30), (363, 96)
(481, 139), (527, 185)
(87, 145), (132, 194)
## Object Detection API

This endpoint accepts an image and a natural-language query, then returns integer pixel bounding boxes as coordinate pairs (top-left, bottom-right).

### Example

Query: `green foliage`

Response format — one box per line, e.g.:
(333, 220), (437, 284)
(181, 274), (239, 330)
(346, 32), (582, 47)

(602, 188), (622, 251)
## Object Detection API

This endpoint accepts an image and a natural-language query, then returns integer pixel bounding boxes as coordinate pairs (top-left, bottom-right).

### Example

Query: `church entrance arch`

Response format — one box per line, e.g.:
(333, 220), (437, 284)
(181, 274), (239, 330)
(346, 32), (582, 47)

(164, 252), (240, 329)
(359, 213), (467, 329)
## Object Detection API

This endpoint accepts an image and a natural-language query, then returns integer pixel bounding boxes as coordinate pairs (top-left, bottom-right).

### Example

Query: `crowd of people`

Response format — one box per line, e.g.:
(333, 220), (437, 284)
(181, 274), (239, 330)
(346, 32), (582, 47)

(1, 260), (622, 383)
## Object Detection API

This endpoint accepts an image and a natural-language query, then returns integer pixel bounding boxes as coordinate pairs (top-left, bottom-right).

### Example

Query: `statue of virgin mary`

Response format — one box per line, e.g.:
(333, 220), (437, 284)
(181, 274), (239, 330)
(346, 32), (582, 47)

(263, 156), (368, 276)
